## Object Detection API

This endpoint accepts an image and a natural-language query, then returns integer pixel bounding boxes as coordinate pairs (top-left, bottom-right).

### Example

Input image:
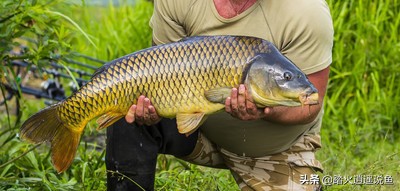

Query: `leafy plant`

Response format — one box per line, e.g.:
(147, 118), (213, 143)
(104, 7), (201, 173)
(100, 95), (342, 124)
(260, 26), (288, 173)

(0, 0), (105, 190)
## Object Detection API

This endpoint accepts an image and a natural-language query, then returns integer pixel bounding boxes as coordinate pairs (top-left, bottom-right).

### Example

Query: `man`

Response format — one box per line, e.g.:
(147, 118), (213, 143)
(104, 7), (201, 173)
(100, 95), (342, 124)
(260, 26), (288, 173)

(106, 0), (333, 190)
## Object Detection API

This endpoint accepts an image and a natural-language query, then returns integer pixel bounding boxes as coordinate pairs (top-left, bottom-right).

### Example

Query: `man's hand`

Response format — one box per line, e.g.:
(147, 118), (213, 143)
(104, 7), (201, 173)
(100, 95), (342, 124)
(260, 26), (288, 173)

(225, 84), (270, 120)
(125, 95), (161, 126)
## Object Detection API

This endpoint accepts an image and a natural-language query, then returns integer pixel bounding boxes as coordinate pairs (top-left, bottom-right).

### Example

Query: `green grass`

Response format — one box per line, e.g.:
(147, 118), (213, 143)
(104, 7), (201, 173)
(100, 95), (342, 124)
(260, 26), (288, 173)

(1, 0), (400, 190)
(319, 0), (400, 190)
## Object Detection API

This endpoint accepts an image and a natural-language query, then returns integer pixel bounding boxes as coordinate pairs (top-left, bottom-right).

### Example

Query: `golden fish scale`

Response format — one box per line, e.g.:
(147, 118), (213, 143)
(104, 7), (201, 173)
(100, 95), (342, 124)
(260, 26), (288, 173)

(57, 36), (270, 131)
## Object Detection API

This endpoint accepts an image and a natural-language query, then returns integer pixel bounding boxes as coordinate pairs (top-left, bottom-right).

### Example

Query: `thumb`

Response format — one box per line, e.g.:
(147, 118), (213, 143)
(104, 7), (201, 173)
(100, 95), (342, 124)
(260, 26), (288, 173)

(264, 107), (273, 115)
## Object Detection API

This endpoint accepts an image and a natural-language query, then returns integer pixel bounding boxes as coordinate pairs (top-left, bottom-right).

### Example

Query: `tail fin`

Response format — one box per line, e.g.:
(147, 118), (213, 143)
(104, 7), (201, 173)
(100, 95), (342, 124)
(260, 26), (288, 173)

(20, 104), (82, 173)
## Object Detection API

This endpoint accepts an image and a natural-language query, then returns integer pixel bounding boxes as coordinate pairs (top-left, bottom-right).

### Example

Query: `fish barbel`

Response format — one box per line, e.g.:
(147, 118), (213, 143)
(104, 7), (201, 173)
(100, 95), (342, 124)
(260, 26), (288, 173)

(20, 36), (318, 172)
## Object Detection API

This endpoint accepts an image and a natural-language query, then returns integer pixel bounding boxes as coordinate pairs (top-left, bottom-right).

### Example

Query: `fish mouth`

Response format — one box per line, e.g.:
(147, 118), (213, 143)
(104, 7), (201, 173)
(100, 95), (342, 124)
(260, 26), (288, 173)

(299, 92), (319, 105)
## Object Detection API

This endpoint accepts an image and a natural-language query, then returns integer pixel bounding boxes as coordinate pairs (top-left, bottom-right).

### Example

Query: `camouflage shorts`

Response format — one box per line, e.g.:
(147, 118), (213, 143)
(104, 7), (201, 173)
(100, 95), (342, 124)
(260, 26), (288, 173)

(180, 132), (323, 191)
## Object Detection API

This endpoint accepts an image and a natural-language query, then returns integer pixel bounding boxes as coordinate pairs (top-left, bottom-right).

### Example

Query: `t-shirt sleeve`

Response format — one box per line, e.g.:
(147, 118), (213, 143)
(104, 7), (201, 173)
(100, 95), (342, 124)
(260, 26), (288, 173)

(150, 0), (192, 45)
(276, 0), (334, 75)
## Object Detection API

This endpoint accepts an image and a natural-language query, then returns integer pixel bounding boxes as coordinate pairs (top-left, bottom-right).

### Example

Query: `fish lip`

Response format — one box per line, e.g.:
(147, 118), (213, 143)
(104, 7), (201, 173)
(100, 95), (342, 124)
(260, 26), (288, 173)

(299, 92), (319, 105)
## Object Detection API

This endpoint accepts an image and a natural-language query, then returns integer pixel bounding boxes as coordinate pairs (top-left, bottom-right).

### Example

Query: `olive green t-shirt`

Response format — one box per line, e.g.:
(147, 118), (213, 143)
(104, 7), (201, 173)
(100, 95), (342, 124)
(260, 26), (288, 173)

(150, 0), (333, 157)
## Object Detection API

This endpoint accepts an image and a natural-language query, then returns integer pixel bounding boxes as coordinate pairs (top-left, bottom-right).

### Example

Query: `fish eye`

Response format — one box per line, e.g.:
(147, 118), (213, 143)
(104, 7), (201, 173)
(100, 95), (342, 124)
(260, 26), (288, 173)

(283, 72), (293, 81)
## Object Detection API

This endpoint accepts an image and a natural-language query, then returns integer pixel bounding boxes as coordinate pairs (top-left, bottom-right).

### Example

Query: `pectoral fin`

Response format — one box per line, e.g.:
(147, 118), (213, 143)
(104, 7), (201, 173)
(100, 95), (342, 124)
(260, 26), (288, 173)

(176, 113), (208, 136)
(96, 112), (124, 130)
(205, 87), (232, 104)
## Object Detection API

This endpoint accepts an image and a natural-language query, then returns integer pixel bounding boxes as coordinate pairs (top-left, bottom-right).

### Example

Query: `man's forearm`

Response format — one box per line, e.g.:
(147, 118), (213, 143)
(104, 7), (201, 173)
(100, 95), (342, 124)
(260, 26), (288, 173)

(263, 104), (322, 125)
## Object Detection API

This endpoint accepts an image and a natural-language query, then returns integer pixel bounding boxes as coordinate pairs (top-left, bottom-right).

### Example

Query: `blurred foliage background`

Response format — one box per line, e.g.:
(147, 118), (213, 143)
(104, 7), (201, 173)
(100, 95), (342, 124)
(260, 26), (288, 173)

(0, 0), (399, 190)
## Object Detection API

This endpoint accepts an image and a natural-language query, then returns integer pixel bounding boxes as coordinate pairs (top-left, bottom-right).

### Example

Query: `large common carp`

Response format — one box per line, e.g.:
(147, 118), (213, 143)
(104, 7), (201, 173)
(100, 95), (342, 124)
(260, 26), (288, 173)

(20, 36), (318, 173)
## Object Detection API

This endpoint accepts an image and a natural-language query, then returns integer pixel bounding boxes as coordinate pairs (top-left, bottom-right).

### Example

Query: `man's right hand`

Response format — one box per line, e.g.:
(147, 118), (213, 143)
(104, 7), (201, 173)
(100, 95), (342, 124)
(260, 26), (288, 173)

(125, 95), (161, 126)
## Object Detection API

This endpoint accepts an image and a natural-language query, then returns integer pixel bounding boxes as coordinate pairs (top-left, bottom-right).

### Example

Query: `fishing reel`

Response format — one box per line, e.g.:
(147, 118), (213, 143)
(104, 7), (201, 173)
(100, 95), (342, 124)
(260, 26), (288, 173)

(68, 80), (86, 93)
(40, 78), (65, 101)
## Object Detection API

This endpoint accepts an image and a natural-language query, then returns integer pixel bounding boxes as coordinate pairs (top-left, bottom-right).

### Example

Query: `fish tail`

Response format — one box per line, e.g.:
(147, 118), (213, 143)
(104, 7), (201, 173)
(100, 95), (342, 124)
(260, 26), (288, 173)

(20, 103), (82, 173)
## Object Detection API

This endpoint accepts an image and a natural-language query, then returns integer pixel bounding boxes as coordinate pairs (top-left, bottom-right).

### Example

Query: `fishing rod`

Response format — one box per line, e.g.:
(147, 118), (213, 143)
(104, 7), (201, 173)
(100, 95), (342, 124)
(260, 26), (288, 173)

(1, 53), (105, 113)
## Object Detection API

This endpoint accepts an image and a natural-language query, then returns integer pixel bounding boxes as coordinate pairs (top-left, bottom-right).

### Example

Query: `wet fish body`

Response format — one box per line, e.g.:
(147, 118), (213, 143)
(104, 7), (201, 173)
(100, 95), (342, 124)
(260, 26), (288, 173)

(20, 36), (318, 172)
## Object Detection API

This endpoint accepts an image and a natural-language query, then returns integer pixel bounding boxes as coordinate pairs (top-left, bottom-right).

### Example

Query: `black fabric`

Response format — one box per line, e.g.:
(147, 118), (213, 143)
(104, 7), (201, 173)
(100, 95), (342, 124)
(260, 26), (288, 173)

(106, 118), (198, 191)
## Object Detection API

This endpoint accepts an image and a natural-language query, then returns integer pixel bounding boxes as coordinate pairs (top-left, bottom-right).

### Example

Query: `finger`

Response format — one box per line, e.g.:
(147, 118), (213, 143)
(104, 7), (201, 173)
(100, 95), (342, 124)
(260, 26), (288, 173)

(136, 95), (145, 123)
(143, 98), (151, 123)
(225, 97), (232, 113)
(246, 102), (258, 115)
(230, 88), (239, 113)
(245, 90), (258, 115)
(148, 105), (161, 124)
(125, 105), (136, 123)
(245, 88), (255, 102)
(237, 84), (247, 115)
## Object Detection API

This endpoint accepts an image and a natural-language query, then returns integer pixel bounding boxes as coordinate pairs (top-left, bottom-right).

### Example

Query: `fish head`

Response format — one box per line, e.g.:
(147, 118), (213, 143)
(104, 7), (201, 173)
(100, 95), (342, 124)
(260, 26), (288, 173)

(244, 51), (319, 107)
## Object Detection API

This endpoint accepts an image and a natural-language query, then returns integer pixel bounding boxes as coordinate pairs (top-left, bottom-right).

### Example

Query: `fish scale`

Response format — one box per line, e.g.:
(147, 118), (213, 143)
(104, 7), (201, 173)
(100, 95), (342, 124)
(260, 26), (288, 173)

(20, 35), (314, 173)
